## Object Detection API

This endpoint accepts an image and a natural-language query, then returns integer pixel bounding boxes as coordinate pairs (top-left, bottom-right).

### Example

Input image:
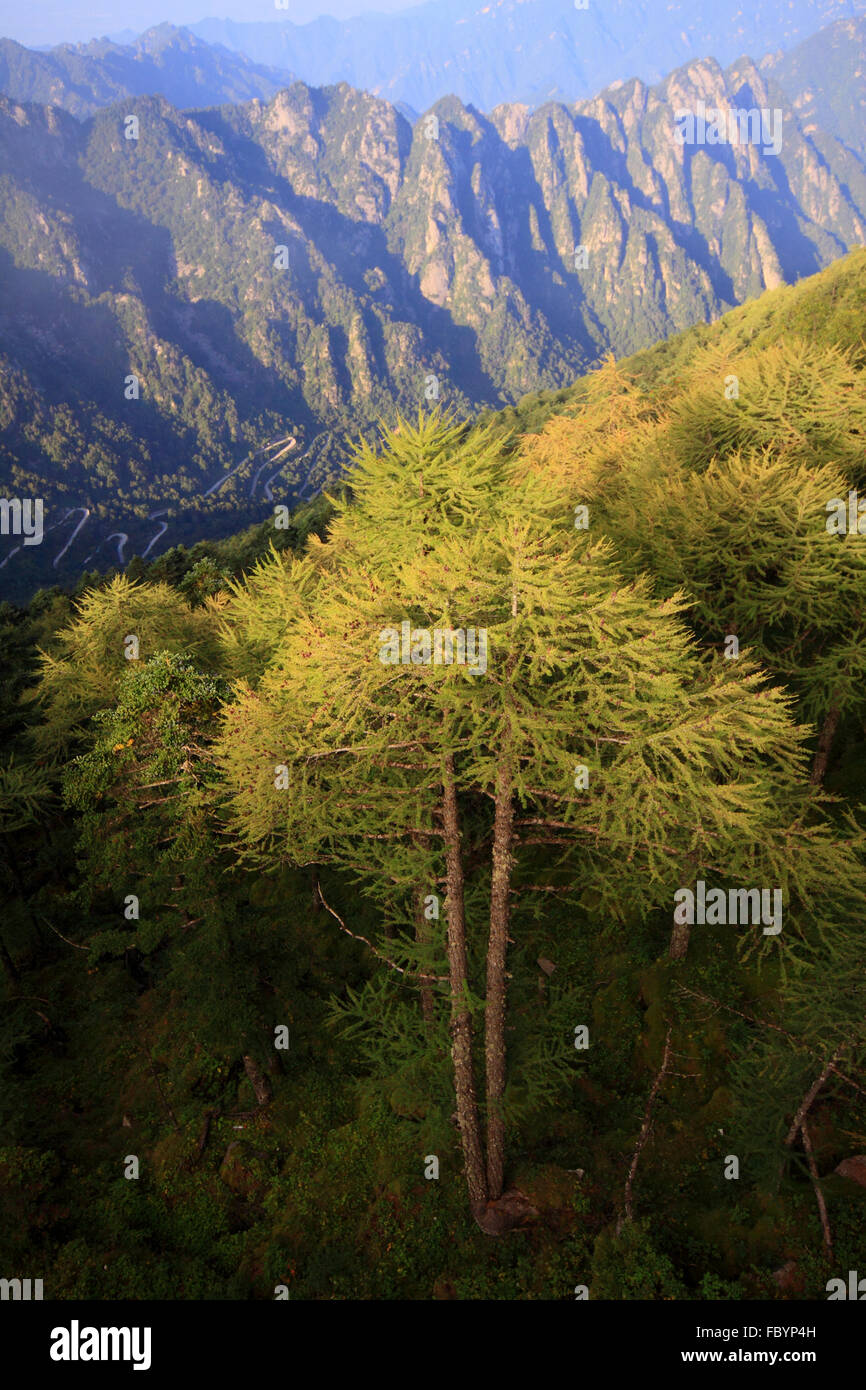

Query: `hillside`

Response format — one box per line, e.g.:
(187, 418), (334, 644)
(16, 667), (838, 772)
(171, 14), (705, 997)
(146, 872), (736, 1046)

(2, 250), (866, 1306)
(496, 243), (866, 434)
(2, 45), (866, 599)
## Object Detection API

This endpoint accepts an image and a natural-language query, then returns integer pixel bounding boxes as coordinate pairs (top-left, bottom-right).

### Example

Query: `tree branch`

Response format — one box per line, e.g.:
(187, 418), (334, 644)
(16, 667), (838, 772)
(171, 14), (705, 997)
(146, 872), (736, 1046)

(315, 882), (447, 981)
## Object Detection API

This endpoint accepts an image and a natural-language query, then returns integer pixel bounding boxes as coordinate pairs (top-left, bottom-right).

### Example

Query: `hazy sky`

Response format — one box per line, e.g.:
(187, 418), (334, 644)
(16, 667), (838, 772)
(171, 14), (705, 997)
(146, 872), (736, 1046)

(0, 1), (421, 48)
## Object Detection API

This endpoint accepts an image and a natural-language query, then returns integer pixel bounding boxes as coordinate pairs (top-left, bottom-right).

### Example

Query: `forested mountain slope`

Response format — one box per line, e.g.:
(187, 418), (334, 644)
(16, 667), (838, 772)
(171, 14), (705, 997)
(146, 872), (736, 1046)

(2, 249), (866, 1301)
(761, 15), (866, 152)
(2, 47), (865, 597)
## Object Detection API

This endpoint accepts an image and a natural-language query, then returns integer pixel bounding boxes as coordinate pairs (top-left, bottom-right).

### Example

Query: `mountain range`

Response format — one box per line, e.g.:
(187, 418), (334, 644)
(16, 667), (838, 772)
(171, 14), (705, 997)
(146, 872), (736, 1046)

(0, 25), (298, 121)
(4, 3), (866, 120)
(760, 16), (866, 153)
(1, 13), (866, 596)
(187, 0), (866, 113)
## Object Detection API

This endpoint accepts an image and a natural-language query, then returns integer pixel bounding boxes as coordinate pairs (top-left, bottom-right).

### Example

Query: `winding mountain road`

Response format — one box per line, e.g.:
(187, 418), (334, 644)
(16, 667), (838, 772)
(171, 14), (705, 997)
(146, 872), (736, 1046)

(53, 508), (91, 569)
(141, 511), (169, 559)
(0, 429), (329, 584)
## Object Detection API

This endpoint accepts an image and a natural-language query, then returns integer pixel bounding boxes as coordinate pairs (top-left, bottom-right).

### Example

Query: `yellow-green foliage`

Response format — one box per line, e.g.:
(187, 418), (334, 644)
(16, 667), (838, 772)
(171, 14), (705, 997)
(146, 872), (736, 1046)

(31, 574), (224, 753)
(517, 330), (866, 725)
(217, 549), (321, 685)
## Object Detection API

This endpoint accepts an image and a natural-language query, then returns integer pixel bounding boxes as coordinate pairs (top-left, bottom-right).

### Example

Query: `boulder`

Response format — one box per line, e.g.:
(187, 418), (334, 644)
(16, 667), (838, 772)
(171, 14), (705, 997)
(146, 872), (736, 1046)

(834, 1155), (866, 1187)
(473, 1188), (539, 1236)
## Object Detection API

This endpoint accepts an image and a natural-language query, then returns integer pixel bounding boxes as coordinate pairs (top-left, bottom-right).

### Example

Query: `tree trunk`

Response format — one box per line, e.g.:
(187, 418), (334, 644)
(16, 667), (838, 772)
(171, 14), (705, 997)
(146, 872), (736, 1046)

(413, 891), (435, 1027)
(669, 915), (691, 960)
(670, 851), (698, 960)
(441, 756), (488, 1221)
(485, 741), (514, 1200)
(242, 1054), (272, 1107)
(811, 704), (840, 785)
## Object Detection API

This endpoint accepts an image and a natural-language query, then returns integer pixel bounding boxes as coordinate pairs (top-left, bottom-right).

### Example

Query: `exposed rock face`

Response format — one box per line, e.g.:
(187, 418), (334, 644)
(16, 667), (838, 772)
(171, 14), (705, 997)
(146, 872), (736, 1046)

(1, 42), (865, 589)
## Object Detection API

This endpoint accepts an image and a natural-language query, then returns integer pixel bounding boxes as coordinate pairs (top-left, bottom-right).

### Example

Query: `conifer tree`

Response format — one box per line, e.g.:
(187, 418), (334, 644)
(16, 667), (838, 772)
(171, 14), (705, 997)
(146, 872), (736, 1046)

(30, 575), (223, 755)
(519, 339), (866, 781)
(605, 448), (866, 778)
(216, 413), (863, 1230)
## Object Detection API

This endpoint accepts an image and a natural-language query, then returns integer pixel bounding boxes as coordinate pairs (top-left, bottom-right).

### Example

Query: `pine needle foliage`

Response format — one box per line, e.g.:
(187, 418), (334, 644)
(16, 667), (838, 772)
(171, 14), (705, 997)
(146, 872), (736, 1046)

(518, 335), (866, 734)
(30, 575), (224, 755)
(215, 410), (866, 1221)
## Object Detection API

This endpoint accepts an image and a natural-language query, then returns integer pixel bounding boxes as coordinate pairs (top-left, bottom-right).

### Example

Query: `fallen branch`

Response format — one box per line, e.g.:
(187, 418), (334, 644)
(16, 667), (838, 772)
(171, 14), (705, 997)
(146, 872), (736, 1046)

(784, 1051), (846, 1150)
(778, 1051), (844, 1261)
(622, 1026), (673, 1224)
(800, 1119), (833, 1259)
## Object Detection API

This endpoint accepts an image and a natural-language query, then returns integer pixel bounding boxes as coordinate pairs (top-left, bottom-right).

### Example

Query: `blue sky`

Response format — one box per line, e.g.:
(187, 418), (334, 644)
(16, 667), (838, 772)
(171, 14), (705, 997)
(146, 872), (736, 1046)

(0, 1), (419, 47)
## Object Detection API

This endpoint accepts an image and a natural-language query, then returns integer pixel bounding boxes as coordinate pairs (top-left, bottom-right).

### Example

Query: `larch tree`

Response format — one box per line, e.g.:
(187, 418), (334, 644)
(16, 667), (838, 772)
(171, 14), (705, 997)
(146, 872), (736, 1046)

(519, 339), (866, 783)
(215, 412), (865, 1230)
(30, 574), (224, 756)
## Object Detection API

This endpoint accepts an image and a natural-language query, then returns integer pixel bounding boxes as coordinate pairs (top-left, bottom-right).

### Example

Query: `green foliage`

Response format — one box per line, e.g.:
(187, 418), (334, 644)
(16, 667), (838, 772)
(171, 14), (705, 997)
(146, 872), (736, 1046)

(591, 1220), (689, 1299)
(31, 575), (223, 754)
(3, 255), (866, 1300)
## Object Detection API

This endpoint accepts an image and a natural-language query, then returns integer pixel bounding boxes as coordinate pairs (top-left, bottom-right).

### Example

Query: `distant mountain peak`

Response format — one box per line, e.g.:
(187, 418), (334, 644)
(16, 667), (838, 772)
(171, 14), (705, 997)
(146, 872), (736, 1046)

(184, 0), (866, 111)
